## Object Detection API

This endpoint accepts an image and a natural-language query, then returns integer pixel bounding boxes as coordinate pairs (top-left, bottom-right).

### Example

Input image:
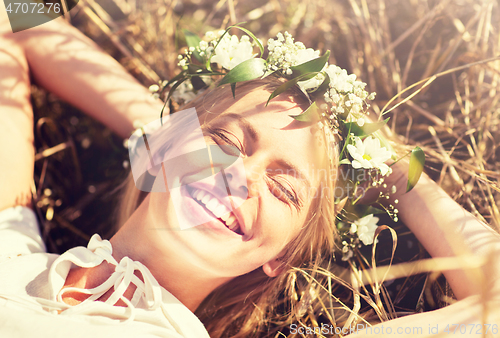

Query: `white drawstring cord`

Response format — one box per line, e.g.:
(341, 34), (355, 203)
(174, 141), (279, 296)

(54, 235), (162, 323)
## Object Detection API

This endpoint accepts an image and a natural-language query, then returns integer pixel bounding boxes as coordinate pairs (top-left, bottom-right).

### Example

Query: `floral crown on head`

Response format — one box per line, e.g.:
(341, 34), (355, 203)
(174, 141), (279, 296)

(149, 25), (425, 258)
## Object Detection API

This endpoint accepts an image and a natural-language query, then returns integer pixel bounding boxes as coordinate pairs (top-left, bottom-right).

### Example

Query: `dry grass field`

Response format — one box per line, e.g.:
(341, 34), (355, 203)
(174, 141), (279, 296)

(31, 0), (499, 336)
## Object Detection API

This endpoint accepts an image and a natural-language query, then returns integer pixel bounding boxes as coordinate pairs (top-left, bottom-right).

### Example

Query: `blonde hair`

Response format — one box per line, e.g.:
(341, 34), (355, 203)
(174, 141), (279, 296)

(117, 77), (342, 337)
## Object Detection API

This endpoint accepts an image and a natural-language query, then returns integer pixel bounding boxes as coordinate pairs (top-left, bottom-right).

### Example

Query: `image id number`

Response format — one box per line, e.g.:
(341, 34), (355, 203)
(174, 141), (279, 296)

(444, 324), (498, 335)
(5, 2), (61, 14)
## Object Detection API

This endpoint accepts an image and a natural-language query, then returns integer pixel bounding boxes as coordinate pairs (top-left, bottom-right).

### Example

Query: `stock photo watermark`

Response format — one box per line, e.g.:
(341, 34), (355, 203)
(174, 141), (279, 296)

(290, 323), (499, 336)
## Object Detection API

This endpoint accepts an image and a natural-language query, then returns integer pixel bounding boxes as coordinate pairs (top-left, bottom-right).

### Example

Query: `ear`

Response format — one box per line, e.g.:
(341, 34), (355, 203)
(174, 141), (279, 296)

(262, 258), (284, 278)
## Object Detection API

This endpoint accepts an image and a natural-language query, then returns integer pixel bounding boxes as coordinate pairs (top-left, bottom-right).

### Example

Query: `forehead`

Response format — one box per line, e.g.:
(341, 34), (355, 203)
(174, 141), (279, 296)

(204, 87), (329, 187)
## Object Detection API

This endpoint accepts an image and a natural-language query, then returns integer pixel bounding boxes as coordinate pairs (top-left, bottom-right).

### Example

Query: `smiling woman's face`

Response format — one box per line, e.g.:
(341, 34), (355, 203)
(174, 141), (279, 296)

(133, 87), (328, 281)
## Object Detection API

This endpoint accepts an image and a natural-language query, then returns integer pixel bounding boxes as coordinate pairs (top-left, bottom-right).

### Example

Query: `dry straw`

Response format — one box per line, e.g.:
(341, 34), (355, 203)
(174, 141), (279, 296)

(31, 0), (499, 337)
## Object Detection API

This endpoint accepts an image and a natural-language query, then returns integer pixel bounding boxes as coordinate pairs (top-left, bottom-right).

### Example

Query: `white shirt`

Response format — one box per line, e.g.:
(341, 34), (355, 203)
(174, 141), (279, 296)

(0, 206), (210, 338)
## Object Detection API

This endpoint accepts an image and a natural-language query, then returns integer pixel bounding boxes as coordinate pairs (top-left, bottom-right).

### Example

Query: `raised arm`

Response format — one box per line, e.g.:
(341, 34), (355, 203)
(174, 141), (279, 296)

(388, 163), (500, 300)
(0, 9), (164, 138)
(357, 162), (500, 336)
(0, 8), (164, 212)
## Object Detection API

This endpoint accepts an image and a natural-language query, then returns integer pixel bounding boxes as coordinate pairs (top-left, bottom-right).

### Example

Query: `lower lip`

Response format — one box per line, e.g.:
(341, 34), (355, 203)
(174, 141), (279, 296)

(180, 185), (243, 237)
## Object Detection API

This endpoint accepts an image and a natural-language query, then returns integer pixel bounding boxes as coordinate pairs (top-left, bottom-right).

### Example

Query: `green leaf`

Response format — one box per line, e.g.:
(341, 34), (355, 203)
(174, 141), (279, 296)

(338, 158), (351, 165)
(290, 50), (330, 77)
(161, 77), (189, 122)
(406, 146), (425, 192)
(309, 73), (330, 100)
(160, 71), (186, 94)
(290, 102), (320, 123)
(266, 72), (320, 105)
(183, 30), (203, 63)
(187, 64), (207, 73)
(184, 29), (202, 49)
(344, 118), (390, 137)
(230, 83), (236, 98)
(365, 206), (386, 215)
(218, 58), (267, 86)
(190, 75), (209, 91)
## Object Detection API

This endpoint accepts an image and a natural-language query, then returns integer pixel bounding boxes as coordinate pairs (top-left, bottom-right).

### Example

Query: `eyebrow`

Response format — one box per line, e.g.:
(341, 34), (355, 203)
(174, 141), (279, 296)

(273, 159), (311, 189)
(217, 112), (258, 143)
(214, 112), (312, 190)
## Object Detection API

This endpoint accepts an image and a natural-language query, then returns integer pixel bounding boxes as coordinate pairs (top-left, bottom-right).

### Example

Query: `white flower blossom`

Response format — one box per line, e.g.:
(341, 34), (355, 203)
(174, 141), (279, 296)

(210, 34), (256, 70)
(351, 214), (379, 245)
(298, 73), (326, 93)
(178, 59), (188, 67)
(349, 223), (357, 234)
(171, 81), (197, 103)
(204, 31), (216, 40)
(346, 136), (392, 175)
(267, 32), (320, 72)
(267, 32), (324, 91)
(341, 245), (353, 261)
(199, 40), (208, 50)
(172, 29), (380, 149)
(322, 64), (375, 117)
(148, 84), (160, 92)
(170, 76), (213, 104)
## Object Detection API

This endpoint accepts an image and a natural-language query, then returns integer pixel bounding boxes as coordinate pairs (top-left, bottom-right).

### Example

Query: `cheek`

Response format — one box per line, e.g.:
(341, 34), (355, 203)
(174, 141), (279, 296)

(148, 188), (187, 233)
(259, 204), (307, 248)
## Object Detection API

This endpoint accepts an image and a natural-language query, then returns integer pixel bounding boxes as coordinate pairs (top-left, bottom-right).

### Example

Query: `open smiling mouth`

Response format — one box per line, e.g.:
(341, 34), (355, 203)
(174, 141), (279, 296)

(187, 186), (243, 235)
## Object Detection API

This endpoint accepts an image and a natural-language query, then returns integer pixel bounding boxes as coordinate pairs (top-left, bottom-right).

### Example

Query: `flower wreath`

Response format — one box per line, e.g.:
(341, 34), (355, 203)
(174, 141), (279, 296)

(148, 25), (425, 260)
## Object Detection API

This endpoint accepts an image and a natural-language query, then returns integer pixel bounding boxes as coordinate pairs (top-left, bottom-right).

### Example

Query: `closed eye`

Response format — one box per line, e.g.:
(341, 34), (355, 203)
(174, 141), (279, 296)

(267, 176), (301, 210)
(206, 127), (301, 210)
(206, 127), (243, 157)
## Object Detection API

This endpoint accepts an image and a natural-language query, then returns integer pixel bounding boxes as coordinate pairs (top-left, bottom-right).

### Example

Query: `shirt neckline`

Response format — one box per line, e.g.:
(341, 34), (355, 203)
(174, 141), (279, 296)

(46, 234), (209, 337)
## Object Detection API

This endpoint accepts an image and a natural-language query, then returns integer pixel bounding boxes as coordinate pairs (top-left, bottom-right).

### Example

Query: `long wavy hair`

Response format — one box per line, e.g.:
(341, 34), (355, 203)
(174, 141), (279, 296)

(117, 76), (343, 337)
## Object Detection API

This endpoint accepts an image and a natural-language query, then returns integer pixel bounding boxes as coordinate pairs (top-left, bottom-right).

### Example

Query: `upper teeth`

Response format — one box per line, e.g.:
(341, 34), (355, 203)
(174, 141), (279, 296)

(191, 188), (239, 231)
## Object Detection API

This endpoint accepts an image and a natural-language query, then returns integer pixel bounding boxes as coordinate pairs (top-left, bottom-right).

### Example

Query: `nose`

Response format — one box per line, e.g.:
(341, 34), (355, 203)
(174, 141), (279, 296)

(219, 158), (250, 201)
(221, 153), (268, 201)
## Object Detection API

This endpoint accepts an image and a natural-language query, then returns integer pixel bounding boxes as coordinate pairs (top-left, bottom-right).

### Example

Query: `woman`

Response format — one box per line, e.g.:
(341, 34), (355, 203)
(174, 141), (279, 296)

(1, 11), (499, 338)
(0, 13), (336, 338)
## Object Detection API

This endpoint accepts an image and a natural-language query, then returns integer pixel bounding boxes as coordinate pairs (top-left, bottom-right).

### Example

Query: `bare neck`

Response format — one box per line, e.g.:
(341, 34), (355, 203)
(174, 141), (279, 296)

(110, 236), (230, 310)
(107, 199), (232, 312)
